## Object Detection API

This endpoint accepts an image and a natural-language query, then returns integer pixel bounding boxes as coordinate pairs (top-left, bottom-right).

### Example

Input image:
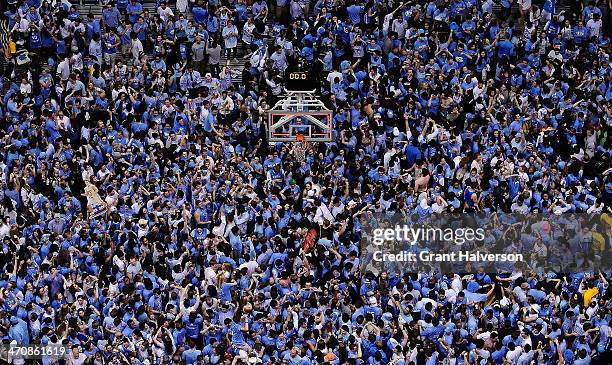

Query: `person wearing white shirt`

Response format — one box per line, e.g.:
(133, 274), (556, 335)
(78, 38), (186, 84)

(238, 260), (259, 277)
(222, 20), (239, 59)
(56, 57), (71, 81)
(382, 3), (403, 35)
(511, 199), (529, 214)
(60, 19), (75, 40)
(314, 200), (335, 225)
(391, 17), (407, 39)
(7, 340), (25, 365)
(505, 343), (523, 364)
(249, 46), (267, 72)
(518, 0), (532, 15)
(67, 346), (87, 365)
(330, 199), (345, 218)
(157, 2), (174, 23)
(587, 200), (605, 214)
(219, 91), (234, 116)
(431, 196), (448, 214)
(56, 110), (71, 131)
(70, 52), (83, 72)
(199, 103), (210, 124)
(19, 78), (31, 95)
(0, 217), (10, 241)
(270, 46), (288, 72)
(131, 35), (143, 65)
(12, 14), (30, 34)
(242, 17), (256, 45)
(473, 81), (487, 100)
(326, 70), (342, 89)
(73, 19), (85, 34)
(586, 14), (602, 38)
(383, 147), (398, 171)
(529, 6), (542, 27)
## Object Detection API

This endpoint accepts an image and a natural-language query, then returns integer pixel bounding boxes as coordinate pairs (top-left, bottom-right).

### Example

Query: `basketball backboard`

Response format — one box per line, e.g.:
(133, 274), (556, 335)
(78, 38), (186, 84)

(267, 91), (333, 142)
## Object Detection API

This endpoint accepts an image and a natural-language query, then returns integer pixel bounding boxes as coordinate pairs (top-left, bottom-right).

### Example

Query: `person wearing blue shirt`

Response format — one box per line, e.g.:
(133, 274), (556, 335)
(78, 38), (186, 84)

(573, 21), (589, 45)
(103, 29), (120, 67)
(102, 3), (121, 29)
(347, 3), (364, 25)
(541, 0), (555, 22)
(8, 316), (30, 344)
(496, 36), (514, 60)
(192, 4), (208, 24)
(127, 0), (143, 24)
(28, 23), (42, 50)
(582, 2), (602, 21)
(414, 34), (429, 60)
(184, 311), (203, 345)
(228, 315), (248, 348)
(207, 14), (220, 34)
(182, 342), (202, 365)
(116, 0), (129, 13)
(301, 41), (314, 62)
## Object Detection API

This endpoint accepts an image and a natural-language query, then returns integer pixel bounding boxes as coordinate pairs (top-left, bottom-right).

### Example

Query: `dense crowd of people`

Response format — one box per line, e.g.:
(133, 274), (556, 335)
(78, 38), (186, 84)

(0, 0), (611, 364)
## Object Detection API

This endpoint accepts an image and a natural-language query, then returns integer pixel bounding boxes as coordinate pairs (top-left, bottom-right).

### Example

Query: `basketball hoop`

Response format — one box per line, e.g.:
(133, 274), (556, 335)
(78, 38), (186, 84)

(292, 134), (308, 162)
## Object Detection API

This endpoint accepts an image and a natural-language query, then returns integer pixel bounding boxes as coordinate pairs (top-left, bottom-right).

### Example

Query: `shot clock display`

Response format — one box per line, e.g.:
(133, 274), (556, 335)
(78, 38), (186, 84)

(288, 71), (308, 80)
(285, 70), (315, 91)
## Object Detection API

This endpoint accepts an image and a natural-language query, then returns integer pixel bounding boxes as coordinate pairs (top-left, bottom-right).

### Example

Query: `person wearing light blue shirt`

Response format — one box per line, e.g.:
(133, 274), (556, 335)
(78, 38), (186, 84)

(127, 0), (143, 24)
(347, 4), (364, 25)
(102, 4), (121, 29)
(8, 316), (30, 344)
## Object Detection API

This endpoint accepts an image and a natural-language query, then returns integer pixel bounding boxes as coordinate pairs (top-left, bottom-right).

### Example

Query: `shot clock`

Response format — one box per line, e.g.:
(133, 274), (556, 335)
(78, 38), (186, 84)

(287, 71), (308, 80)
(285, 70), (315, 91)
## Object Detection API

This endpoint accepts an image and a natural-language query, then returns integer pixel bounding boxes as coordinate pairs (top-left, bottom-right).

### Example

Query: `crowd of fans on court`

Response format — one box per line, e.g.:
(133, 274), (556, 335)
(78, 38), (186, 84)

(0, 0), (611, 364)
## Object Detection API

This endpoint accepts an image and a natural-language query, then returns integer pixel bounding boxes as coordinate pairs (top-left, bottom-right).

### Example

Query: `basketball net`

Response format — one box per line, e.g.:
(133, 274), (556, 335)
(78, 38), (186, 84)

(292, 134), (309, 162)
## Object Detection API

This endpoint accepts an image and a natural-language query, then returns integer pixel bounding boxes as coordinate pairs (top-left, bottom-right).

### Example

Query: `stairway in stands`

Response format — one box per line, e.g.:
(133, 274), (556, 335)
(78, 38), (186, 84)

(78, 0), (192, 21)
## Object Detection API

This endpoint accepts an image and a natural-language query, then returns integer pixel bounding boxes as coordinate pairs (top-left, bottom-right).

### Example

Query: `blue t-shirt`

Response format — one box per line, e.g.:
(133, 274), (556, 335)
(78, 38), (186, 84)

(347, 5), (364, 25)
(30, 31), (42, 49)
(193, 7), (207, 24)
(182, 348), (202, 364)
(127, 3), (143, 23)
(498, 40), (514, 58)
(184, 316), (203, 338)
(543, 0), (555, 13)
(230, 323), (245, 346)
